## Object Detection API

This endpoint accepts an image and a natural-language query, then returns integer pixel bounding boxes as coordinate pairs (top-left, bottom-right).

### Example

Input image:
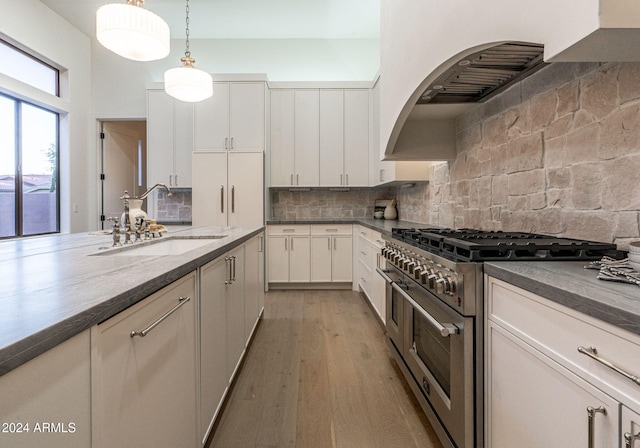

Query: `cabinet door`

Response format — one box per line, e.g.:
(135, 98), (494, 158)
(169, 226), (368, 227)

(147, 90), (175, 186)
(194, 82), (229, 152)
(244, 234), (264, 342)
(199, 257), (229, 444)
(192, 152), (227, 227)
(229, 82), (264, 152)
(332, 235), (353, 282)
(486, 322), (618, 448)
(319, 89), (344, 186)
(268, 236), (289, 282)
(270, 89), (295, 187)
(311, 235), (332, 282)
(94, 273), (197, 448)
(0, 331), (91, 448)
(294, 89), (319, 186)
(227, 152), (264, 227)
(227, 246), (245, 380)
(344, 89), (369, 187)
(622, 406), (640, 448)
(289, 235), (311, 282)
(173, 99), (194, 187)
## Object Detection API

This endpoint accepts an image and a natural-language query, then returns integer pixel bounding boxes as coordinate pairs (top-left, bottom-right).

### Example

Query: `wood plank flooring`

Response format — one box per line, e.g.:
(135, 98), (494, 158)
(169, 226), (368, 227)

(207, 289), (443, 448)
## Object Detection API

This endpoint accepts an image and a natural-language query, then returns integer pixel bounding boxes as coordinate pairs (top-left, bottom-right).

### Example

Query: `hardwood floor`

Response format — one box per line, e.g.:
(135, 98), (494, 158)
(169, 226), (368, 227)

(207, 289), (443, 448)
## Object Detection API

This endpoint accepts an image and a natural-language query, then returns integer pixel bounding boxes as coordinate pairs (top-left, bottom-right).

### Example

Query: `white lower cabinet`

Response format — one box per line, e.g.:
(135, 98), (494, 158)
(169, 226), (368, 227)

(622, 406), (640, 447)
(268, 224), (353, 285)
(199, 235), (264, 445)
(0, 331), (91, 448)
(356, 225), (386, 322)
(92, 272), (198, 448)
(310, 225), (353, 283)
(267, 225), (311, 283)
(486, 276), (640, 448)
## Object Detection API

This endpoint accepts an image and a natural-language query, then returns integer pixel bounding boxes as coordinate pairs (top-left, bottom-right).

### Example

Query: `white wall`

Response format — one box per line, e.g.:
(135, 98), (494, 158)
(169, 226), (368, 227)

(0, 0), (92, 233)
(379, 0), (640, 161)
(93, 38), (380, 119)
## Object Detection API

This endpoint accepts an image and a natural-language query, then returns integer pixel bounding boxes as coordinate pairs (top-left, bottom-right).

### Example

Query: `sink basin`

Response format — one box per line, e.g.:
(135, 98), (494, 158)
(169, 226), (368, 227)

(92, 236), (227, 256)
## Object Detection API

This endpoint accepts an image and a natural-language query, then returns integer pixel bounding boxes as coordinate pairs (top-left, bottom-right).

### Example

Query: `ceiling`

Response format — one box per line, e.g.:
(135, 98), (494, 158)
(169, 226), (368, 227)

(39, 0), (380, 40)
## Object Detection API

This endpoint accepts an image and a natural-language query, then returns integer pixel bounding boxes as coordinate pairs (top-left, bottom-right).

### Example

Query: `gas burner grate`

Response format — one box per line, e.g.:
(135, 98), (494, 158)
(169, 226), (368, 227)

(391, 228), (619, 262)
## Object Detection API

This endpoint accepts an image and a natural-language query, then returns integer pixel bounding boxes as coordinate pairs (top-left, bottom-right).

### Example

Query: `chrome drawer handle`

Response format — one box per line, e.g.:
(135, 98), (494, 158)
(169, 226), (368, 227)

(391, 281), (459, 337)
(578, 346), (640, 387)
(587, 406), (607, 448)
(130, 296), (191, 337)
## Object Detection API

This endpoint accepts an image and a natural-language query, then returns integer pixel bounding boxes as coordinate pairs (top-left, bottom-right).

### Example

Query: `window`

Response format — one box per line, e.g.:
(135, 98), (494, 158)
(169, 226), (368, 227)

(0, 93), (59, 238)
(0, 39), (59, 96)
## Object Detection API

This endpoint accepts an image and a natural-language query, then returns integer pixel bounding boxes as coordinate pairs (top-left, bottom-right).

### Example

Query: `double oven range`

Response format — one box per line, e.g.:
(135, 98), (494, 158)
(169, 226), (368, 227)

(377, 228), (618, 448)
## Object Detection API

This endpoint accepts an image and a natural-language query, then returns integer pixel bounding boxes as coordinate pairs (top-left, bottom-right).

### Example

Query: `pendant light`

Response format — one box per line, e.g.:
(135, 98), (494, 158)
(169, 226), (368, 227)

(164, 0), (213, 103)
(96, 0), (170, 62)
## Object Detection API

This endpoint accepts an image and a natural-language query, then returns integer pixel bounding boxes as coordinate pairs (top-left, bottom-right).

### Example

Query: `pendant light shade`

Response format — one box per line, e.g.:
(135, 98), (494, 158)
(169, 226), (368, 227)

(164, 0), (213, 103)
(164, 58), (213, 102)
(96, 1), (170, 62)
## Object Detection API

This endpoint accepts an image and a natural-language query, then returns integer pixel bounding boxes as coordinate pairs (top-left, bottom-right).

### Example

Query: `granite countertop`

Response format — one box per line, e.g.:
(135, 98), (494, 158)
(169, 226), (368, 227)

(0, 225), (263, 376)
(485, 261), (640, 337)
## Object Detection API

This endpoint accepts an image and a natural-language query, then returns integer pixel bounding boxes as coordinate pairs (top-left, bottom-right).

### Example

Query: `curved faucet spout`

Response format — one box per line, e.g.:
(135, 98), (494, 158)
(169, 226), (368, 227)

(137, 183), (172, 200)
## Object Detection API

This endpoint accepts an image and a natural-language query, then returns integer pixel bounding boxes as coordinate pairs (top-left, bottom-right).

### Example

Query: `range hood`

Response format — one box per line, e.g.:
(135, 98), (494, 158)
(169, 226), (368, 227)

(418, 42), (546, 105)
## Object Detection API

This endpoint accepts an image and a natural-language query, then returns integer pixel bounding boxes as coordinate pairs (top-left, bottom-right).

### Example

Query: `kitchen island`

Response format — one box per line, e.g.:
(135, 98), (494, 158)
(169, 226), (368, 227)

(0, 225), (263, 376)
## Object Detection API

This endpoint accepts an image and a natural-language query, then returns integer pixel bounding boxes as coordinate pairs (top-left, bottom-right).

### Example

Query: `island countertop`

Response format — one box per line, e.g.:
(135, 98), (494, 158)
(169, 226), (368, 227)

(0, 226), (263, 376)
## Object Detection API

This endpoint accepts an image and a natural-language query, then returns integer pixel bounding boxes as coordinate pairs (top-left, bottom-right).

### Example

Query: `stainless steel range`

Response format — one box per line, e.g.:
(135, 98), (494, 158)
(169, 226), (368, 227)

(376, 228), (618, 448)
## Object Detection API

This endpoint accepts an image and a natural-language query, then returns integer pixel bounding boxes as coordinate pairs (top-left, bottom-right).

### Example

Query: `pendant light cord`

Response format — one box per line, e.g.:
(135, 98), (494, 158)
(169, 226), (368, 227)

(184, 0), (191, 58)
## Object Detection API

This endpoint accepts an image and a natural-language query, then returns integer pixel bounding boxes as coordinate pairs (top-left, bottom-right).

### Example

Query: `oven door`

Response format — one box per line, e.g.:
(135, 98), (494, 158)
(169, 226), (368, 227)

(376, 265), (404, 354)
(398, 278), (475, 448)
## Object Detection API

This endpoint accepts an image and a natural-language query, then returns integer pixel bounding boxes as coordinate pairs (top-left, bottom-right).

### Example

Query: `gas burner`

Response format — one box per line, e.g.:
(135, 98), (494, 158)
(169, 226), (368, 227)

(391, 228), (619, 262)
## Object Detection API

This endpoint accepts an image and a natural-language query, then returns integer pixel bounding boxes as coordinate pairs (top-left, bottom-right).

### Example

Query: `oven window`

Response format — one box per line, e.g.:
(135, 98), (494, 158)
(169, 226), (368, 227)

(413, 313), (451, 396)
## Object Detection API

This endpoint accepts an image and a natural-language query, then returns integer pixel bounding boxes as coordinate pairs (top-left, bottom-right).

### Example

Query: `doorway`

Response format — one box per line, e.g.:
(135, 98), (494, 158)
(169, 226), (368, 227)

(99, 120), (146, 229)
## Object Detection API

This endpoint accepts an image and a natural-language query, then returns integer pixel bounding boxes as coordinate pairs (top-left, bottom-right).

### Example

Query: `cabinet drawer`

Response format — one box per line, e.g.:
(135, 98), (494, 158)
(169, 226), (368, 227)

(487, 276), (640, 408)
(358, 236), (371, 265)
(357, 226), (371, 240)
(311, 224), (352, 235)
(268, 224), (310, 235)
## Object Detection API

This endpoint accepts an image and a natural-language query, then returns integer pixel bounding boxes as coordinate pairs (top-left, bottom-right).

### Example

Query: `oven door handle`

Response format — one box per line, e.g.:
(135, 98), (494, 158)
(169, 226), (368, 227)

(391, 282), (460, 337)
(376, 267), (394, 284)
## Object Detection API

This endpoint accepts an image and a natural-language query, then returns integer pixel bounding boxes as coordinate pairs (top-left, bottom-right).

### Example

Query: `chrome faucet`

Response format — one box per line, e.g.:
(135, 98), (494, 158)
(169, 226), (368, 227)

(120, 183), (172, 242)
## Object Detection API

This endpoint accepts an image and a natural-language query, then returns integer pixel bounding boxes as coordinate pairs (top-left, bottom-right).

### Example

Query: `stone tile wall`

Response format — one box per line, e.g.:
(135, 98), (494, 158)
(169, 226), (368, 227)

(423, 61), (640, 247)
(156, 189), (192, 223)
(270, 188), (396, 220)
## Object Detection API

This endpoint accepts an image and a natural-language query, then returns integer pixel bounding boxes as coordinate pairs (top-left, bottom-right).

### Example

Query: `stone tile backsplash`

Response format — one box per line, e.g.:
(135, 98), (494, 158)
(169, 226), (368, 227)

(156, 189), (192, 223)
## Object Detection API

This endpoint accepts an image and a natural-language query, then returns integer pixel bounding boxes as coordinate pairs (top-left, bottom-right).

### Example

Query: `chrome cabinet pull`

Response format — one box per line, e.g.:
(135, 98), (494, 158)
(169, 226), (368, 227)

(231, 255), (236, 282)
(175, 174), (178, 186)
(224, 137), (228, 150)
(340, 174), (343, 185)
(328, 237), (331, 250)
(220, 185), (224, 213)
(224, 256), (232, 284)
(346, 173), (349, 185)
(587, 406), (607, 448)
(230, 137), (234, 149)
(282, 228), (295, 233)
(296, 174), (299, 185)
(578, 346), (640, 387)
(130, 296), (191, 337)
(625, 431), (640, 448)
(258, 236), (264, 253)
(231, 185), (235, 213)
(169, 174), (173, 186)
(333, 238), (337, 250)
(391, 281), (460, 337)
(284, 238), (288, 251)
(291, 237), (294, 251)
(290, 174), (293, 186)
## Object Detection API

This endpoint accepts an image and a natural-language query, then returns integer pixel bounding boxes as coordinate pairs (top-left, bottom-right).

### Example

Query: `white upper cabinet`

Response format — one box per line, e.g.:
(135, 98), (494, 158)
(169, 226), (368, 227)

(270, 89), (320, 187)
(270, 89), (296, 187)
(343, 89), (369, 187)
(194, 82), (265, 152)
(147, 89), (194, 188)
(271, 87), (369, 188)
(294, 89), (320, 186)
(319, 89), (369, 187)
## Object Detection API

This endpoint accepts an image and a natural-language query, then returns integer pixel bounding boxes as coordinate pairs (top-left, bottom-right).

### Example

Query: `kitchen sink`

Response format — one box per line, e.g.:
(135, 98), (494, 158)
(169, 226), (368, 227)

(91, 236), (227, 256)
